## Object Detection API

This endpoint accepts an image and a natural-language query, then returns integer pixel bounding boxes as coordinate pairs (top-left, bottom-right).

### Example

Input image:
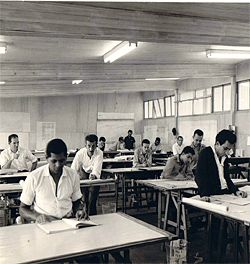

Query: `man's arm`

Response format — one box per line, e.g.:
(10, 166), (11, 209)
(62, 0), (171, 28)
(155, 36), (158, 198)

(160, 158), (175, 179)
(0, 151), (18, 169)
(90, 151), (103, 179)
(146, 151), (152, 167)
(72, 198), (89, 220)
(133, 149), (141, 167)
(30, 161), (38, 171)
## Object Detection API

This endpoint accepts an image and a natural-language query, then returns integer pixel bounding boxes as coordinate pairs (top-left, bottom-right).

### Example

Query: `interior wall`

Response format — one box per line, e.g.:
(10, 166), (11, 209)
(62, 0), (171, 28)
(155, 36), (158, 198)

(0, 92), (143, 150)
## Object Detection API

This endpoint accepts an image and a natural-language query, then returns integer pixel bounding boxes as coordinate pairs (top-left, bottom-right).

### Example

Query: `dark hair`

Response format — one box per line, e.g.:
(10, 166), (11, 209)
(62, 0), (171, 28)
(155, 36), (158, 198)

(177, 135), (183, 140)
(155, 137), (161, 142)
(118, 136), (124, 141)
(85, 134), (98, 143)
(181, 146), (195, 155)
(215, 129), (237, 145)
(172, 128), (177, 136)
(46, 138), (67, 158)
(8, 134), (18, 144)
(99, 136), (106, 142)
(128, 130), (133, 134)
(142, 139), (150, 145)
(193, 129), (204, 137)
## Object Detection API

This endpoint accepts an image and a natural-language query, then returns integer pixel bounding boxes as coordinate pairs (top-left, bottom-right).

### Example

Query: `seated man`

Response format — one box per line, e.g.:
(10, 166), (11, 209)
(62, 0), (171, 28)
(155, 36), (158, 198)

(133, 139), (152, 167)
(161, 146), (195, 180)
(195, 129), (247, 199)
(109, 136), (125, 151)
(0, 134), (37, 171)
(150, 137), (162, 153)
(172, 135), (185, 155)
(98, 136), (106, 152)
(19, 138), (87, 223)
(71, 134), (103, 215)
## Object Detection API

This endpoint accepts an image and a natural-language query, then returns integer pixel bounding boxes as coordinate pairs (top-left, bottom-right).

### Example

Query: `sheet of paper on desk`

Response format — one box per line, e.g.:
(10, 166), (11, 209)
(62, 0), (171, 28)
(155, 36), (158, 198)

(212, 194), (250, 206)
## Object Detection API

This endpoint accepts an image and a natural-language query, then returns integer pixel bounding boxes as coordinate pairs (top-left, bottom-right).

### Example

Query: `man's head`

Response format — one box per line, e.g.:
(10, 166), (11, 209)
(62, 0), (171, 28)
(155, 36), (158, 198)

(192, 129), (204, 147)
(128, 130), (133, 136)
(180, 146), (195, 164)
(8, 134), (19, 153)
(119, 137), (124, 143)
(46, 138), (67, 175)
(99, 136), (106, 143)
(85, 134), (98, 155)
(141, 139), (150, 154)
(214, 129), (236, 158)
(177, 136), (183, 146)
(155, 137), (161, 146)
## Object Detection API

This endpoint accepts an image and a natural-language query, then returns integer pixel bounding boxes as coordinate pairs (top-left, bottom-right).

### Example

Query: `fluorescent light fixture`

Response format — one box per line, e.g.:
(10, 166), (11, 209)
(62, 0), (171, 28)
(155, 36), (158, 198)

(0, 43), (7, 54)
(145, 78), (179, 81)
(103, 41), (137, 63)
(72, 80), (83, 85)
(0, 81), (5, 85)
(206, 49), (250, 59)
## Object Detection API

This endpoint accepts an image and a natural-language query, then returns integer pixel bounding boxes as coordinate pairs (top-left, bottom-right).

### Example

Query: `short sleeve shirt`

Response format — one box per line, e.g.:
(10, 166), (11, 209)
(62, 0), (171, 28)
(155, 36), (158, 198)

(20, 164), (82, 219)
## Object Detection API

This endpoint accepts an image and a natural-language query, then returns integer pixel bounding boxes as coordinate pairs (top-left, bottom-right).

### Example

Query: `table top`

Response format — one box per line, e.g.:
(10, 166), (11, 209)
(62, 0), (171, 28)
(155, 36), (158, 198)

(136, 178), (249, 191)
(0, 170), (30, 179)
(0, 213), (174, 264)
(102, 166), (165, 174)
(103, 158), (133, 163)
(182, 186), (250, 225)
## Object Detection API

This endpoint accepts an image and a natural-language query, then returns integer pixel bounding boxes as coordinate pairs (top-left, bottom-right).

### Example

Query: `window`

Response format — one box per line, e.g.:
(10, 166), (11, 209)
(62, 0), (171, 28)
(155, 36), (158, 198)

(238, 80), (250, 110)
(212, 84), (231, 112)
(144, 98), (164, 119)
(165, 95), (175, 117)
(144, 101), (149, 119)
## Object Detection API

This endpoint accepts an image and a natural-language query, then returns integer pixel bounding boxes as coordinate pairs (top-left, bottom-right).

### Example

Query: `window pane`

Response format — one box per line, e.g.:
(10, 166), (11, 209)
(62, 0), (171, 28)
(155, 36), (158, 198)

(196, 89), (205, 98)
(206, 88), (212, 96)
(205, 97), (212, 113)
(179, 101), (192, 116)
(165, 97), (171, 116)
(213, 86), (223, 112)
(148, 100), (153, 118)
(153, 99), (162, 118)
(159, 98), (164, 117)
(193, 99), (204, 114)
(171, 96), (175, 116)
(238, 81), (250, 110)
(180, 91), (194, 100)
(223, 84), (231, 111)
(144, 101), (149, 118)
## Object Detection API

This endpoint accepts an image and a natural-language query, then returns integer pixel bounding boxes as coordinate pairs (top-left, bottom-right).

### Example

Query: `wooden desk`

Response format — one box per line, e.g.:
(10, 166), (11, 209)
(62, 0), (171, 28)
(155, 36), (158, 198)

(137, 179), (249, 239)
(0, 213), (175, 264)
(0, 171), (30, 183)
(102, 166), (164, 212)
(182, 189), (250, 263)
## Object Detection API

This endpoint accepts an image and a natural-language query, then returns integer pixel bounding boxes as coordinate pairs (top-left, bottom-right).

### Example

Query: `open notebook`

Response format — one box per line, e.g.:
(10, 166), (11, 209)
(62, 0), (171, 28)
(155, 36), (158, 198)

(37, 218), (98, 234)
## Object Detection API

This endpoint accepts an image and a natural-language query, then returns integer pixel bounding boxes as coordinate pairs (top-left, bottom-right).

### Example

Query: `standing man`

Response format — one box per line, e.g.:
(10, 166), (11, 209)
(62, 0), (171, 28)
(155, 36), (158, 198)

(172, 135), (185, 155)
(150, 137), (162, 153)
(124, 129), (136, 150)
(71, 134), (103, 215)
(19, 138), (87, 223)
(0, 134), (37, 171)
(190, 129), (206, 172)
(195, 129), (247, 199)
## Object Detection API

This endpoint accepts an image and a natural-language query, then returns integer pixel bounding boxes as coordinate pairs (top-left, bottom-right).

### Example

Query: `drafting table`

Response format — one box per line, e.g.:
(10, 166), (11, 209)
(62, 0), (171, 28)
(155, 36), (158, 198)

(137, 178), (249, 239)
(182, 188), (250, 263)
(102, 166), (165, 212)
(0, 170), (30, 183)
(102, 158), (133, 168)
(0, 212), (175, 264)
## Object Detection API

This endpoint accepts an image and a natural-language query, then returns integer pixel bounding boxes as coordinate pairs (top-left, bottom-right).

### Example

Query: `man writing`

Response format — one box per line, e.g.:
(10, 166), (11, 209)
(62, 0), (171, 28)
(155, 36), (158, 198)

(0, 134), (37, 171)
(19, 138), (87, 223)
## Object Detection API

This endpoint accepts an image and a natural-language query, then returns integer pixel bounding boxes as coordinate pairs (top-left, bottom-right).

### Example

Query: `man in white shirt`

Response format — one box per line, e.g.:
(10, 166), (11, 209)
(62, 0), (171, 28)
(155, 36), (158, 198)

(172, 135), (184, 155)
(71, 134), (103, 215)
(19, 138), (87, 223)
(0, 134), (37, 171)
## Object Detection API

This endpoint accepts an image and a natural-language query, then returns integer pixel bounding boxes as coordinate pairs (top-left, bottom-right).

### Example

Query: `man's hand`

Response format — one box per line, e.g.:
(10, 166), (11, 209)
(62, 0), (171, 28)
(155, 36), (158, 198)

(200, 196), (210, 202)
(236, 190), (248, 198)
(175, 174), (186, 181)
(89, 174), (97, 180)
(13, 153), (19, 159)
(75, 207), (89, 221)
(35, 214), (58, 224)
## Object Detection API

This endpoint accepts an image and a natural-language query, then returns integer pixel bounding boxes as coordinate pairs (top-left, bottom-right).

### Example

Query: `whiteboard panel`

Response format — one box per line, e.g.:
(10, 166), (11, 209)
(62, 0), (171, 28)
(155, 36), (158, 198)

(97, 120), (134, 149)
(0, 112), (30, 132)
(179, 120), (217, 147)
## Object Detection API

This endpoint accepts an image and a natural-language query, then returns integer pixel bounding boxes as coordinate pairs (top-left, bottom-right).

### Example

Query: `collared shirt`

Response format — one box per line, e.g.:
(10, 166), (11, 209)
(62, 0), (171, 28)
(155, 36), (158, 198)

(133, 147), (152, 167)
(150, 143), (162, 153)
(172, 142), (184, 155)
(211, 146), (228, 190)
(161, 155), (193, 179)
(190, 142), (206, 169)
(71, 147), (103, 178)
(20, 164), (82, 219)
(124, 136), (135, 150)
(0, 147), (37, 170)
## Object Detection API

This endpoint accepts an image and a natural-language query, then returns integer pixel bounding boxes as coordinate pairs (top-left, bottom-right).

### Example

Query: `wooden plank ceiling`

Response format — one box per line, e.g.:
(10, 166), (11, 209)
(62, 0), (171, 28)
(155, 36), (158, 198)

(0, 2), (249, 97)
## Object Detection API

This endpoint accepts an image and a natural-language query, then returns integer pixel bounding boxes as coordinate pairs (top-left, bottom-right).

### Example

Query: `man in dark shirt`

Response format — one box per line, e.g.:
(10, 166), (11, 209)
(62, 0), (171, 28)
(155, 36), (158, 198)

(124, 129), (136, 150)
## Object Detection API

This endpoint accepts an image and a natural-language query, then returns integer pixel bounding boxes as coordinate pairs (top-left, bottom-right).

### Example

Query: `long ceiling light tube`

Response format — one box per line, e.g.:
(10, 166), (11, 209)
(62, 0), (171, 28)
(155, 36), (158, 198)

(206, 49), (250, 59)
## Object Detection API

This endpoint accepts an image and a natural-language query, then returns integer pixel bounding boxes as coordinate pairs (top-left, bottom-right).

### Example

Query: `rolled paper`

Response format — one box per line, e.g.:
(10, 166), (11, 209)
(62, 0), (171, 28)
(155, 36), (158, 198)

(182, 197), (229, 212)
